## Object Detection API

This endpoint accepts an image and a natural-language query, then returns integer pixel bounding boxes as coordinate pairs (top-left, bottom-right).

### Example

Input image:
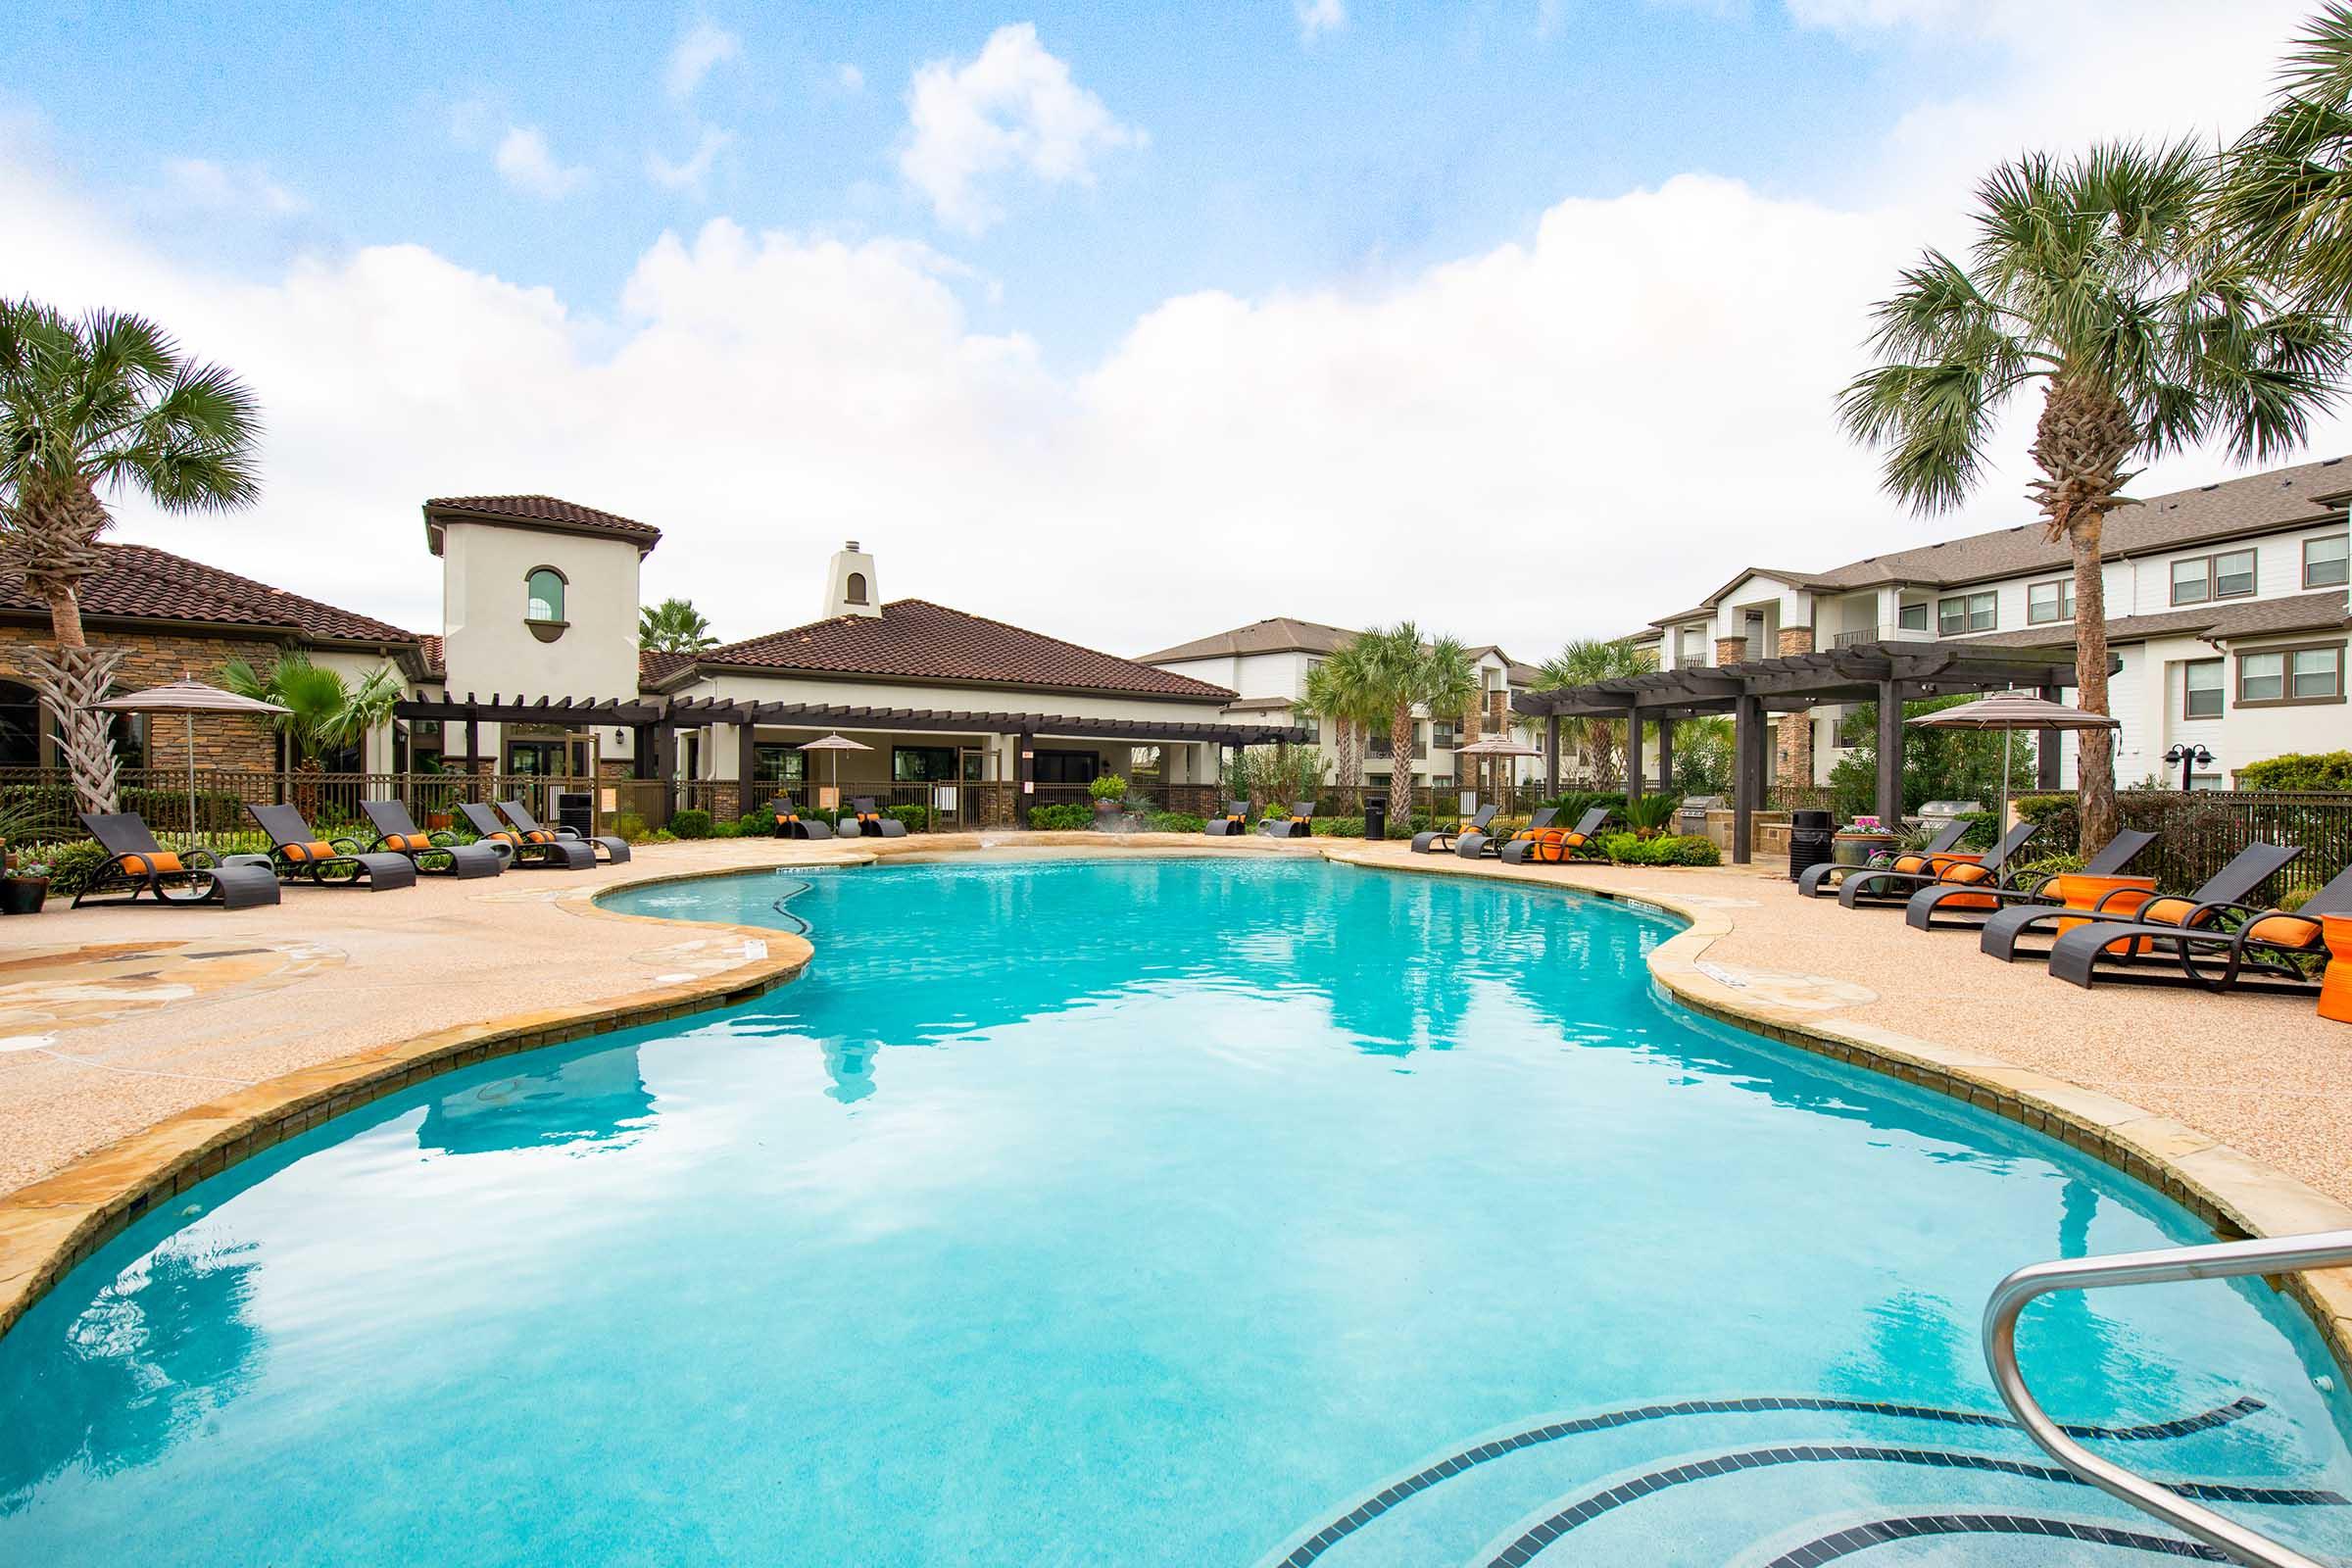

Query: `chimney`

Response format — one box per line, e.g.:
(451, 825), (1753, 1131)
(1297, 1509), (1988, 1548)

(824, 540), (881, 619)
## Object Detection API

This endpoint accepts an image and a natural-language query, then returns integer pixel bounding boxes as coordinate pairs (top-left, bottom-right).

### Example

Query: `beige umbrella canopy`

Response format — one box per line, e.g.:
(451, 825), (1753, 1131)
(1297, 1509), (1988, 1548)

(797, 732), (871, 807)
(97, 678), (289, 839)
(1907, 689), (2118, 832)
(1453, 732), (1542, 803)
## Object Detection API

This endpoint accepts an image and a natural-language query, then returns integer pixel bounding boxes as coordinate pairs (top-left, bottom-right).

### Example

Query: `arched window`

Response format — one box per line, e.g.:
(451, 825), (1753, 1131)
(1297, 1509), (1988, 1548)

(526, 567), (566, 623)
(0, 680), (40, 768)
(846, 571), (868, 606)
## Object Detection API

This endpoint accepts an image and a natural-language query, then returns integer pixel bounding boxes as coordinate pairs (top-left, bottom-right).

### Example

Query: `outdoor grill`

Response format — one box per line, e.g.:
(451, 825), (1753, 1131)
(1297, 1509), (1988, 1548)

(1918, 799), (1984, 830)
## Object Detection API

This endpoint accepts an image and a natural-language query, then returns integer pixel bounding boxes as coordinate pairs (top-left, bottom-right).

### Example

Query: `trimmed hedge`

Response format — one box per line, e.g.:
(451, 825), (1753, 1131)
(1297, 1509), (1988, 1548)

(669, 808), (713, 840)
(1595, 831), (1720, 866)
(2234, 751), (2352, 791)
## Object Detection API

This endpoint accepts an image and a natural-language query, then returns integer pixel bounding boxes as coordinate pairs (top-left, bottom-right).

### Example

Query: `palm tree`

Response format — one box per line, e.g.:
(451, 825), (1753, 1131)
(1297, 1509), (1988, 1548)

(639, 596), (718, 654)
(0, 301), (261, 813)
(1354, 621), (1477, 802)
(218, 652), (402, 782)
(2217, 4), (2352, 316)
(1533, 636), (1655, 785)
(1297, 636), (1383, 789)
(1840, 141), (2345, 854)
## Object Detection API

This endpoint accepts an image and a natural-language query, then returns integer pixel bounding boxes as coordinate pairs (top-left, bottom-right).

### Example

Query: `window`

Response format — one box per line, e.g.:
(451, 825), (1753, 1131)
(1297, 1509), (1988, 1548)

(525, 567), (566, 622)
(1936, 591), (1995, 636)
(2027, 579), (2074, 625)
(0, 680), (39, 768)
(1678, 626), (1705, 664)
(2307, 535), (2349, 589)
(892, 745), (960, 783)
(1431, 720), (1458, 749)
(1897, 601), (1929, 633)
(2183, 659), (2224, 719)
(2236, 643), (2346, 706)
(754, 744), (807, 785)
(2173, 548), (2257, 606)
(846, 571), (868, 606)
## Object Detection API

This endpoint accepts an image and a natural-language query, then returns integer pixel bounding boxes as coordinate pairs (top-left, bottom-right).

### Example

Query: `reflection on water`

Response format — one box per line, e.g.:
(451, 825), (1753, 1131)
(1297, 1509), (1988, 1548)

(414, 1044), (653, 1157)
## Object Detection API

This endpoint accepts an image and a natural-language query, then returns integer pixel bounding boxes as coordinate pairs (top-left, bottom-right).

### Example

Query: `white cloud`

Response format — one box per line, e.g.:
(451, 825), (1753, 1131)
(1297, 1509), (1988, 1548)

(1297, 0), (1347, 41)
(899, 24), (1141, 234)
(647, 126), (736, 193)
(161, 157), (305, 215)
(494, 124), (590, 199)
(664, 21), (742, 102)
(0, 0), (2338, 664)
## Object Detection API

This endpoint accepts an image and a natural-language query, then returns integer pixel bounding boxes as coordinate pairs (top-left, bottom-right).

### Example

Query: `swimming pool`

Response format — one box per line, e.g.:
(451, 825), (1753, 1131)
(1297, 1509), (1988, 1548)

(2, 855), (2347, 1564)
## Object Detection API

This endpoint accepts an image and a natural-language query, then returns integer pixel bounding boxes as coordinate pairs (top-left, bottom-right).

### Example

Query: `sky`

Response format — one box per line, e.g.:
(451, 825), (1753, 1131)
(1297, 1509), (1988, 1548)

(0, 0), (2340, 666)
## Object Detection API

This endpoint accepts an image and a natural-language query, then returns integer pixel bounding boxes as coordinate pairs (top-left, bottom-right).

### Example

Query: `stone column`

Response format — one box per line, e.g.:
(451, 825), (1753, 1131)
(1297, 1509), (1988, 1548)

(1773, 626), (1815, 788)
(1714, 636), (1748, 667)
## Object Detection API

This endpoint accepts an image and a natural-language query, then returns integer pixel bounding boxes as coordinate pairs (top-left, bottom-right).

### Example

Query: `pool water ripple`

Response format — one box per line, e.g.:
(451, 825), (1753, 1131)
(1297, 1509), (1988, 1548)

(0, 856), (2346, 1566)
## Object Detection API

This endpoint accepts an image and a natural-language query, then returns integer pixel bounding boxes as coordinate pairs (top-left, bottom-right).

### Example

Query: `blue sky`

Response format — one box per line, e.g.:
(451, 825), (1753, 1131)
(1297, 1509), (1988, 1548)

(23, 2), (1980, 365)
(0, 2), (2333, 655)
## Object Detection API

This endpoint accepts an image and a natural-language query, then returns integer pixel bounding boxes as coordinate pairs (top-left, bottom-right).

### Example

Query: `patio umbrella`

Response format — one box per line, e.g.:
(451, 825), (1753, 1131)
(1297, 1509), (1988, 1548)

(1453, 732), (1542, 804)
(798, 732), (870, 809)
(96, 677), (289, 841)
(1905, 689), (2118, 834)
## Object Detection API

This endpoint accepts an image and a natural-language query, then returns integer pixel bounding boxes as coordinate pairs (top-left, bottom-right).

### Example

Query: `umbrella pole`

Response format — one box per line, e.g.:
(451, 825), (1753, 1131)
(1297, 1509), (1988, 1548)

(186, 712), (198, 851)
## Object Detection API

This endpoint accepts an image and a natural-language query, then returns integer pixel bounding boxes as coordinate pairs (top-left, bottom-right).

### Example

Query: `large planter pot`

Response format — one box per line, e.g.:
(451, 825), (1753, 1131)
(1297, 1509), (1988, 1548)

(1832, 829), (1896, 866)
(0, 875), (50, 915)
(1093, 798), (1126, 814)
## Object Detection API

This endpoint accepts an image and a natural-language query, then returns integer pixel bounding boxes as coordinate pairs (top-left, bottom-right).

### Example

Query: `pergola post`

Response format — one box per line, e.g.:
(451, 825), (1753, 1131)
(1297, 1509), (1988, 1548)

(1654, 715), (1675, 798)
(2036, 684), (2063, 790)
(1875, 679), (1903, 827)
(735, 716), (758, 819)
(1733, 694), (1764, 864)
(464, 710), (480, 780)
(1624, 707), (1643, 801)
(1544, 713), (1559, 795)
(631, 723), (655, 780)
(653, 725), (678, 824)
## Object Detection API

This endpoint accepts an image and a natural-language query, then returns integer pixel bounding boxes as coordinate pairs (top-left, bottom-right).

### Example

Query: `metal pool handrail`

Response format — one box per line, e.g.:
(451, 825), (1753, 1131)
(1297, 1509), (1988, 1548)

(1983, 1228), (2352, 1568)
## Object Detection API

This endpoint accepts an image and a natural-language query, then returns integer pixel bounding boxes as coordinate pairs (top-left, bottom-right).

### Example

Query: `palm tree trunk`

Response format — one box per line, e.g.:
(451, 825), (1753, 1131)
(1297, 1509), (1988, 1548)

(2069, 515), (2117, 852)
(1393, 701), (1414, 805)
(2028, 372), (2132, 858)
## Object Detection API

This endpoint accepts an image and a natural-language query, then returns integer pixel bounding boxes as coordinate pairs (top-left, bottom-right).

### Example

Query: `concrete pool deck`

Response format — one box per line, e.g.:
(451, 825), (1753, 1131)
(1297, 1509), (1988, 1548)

(0, 830), (2346, 1361)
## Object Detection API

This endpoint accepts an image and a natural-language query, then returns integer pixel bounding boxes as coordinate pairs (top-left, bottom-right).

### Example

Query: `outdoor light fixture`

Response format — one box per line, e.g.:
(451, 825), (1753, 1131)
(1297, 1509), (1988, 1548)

(2163, 744), (2214, 792)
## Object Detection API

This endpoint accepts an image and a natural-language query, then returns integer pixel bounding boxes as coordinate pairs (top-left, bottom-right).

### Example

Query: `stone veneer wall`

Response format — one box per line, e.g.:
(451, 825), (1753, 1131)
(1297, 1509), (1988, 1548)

(1774, 626), (1815, 787)
(1713, 636), (1747, 667)
(0, 624), (279, 770)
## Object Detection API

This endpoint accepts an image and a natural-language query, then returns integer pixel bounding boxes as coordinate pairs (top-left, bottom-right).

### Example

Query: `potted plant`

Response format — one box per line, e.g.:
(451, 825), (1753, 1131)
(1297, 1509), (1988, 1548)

(1, 858), (50, 915)
(1089, 774), (1130, 816)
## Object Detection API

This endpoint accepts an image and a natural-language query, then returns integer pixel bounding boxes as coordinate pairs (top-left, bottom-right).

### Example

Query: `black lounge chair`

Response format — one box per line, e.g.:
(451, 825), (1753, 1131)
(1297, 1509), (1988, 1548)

(1462, 806), (1555, 859)
(1797, 818), (1969, 900)
(1499, 806), (1611, 865)
(498, 799), (630, 864)
(358, 800), (505, 879)
(849, 797), (906, 838)
(72, 812), (280, 909)
(1259, 802), (1314, 839)
(456, 802), (595, 869)
(2046, 860), (2352, 995)
(247, 804), (417, 891)
(1980, 841), (2303, 964)
(1903, 828), (2157, 933)
(770, 796), (834, 841)
(1836, 820), (2037, 909)
(1413, 805), (1495, 855)
(1202, 800), (1250, 837)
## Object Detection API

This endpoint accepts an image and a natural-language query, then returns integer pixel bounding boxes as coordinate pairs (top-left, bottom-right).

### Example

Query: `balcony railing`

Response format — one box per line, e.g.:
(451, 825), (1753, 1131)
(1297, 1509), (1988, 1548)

(1830, 624), (1935, 650)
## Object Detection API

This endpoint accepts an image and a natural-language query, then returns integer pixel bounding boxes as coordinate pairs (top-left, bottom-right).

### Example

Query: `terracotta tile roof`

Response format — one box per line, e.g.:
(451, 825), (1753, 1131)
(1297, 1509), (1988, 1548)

(424, 495), (662, 555)
(703, 600), (1237, 700)
(417, 632), (446, 677)
(1138, 616), (1363, 662)
(638, 648), (695, 688)
(0, 542), (417, 646)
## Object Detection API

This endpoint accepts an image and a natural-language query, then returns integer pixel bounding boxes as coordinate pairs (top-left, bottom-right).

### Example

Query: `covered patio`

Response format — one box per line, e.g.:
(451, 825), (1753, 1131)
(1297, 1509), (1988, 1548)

(1511, 642), (2099, 863)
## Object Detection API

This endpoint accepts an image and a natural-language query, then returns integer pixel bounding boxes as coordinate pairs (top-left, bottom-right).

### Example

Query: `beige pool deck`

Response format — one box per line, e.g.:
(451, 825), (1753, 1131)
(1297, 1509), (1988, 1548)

(0, 831), (2346, 1364)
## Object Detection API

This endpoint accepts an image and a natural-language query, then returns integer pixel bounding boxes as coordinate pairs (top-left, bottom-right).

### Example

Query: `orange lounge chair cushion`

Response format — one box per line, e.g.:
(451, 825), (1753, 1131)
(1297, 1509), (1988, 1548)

(1890, 853), (1931, 873)
(1937, 858), (1996, 909)
(384, 832), (433, 853)
(2244, 913), (2321, 949)
(523, 828), (557, 843)
(122, 851), (183, 875)
(282, 840), (338, 861)
(2139, 896), (2196, 927)
(492, 830), (524, 845)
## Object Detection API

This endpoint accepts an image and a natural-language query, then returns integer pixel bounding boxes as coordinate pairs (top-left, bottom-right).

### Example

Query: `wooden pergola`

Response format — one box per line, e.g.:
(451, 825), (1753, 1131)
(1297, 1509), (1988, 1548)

(1510, 642), (2099, 863)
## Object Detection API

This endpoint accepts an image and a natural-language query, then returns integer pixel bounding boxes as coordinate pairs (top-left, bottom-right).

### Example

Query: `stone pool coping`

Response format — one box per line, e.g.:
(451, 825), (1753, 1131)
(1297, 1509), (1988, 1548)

(1320, 843), (2352, 1382)
(2, 831), (2345, 1388)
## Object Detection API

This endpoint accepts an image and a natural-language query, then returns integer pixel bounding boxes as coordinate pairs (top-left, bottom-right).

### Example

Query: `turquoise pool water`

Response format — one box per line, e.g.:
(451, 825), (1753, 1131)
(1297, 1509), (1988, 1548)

(2, 855), (2348, 1565)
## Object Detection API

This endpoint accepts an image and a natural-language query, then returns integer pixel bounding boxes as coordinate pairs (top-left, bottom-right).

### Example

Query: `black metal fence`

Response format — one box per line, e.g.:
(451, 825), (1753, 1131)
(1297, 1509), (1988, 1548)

(2020, 789), (2352, 897)
(0, 767), (612, 850)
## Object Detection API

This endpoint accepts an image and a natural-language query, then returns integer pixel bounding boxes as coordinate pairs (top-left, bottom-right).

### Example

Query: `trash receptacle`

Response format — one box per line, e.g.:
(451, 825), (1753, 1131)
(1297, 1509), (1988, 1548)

(1361, 792), (1388, 843)
(554, 790), (594, 841)
(1788, 808), (1837, 882)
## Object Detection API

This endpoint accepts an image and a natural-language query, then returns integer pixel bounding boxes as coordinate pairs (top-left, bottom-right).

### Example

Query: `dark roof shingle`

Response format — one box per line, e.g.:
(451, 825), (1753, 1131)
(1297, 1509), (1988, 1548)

(704, 600), (1237, 700)
(0, 543), (417, 646)
(1960, 588), (2352, 651)
(424, 495), (662, 555)
(1138, 616), (1363, 662)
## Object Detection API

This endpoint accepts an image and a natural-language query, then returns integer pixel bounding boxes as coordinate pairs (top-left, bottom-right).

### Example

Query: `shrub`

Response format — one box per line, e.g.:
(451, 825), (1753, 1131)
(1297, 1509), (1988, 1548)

(1540, 791), (1627, 826)
(1145, 811), (1205, 834)
(1028, 803), (1093, 831)
(1596, 831), (1719, 866)
(1308, 816), (1363, 837)
(611, 811), (651, 843)
(39, 839), (115, 898)
(670, 808), (713, 840)
(2235, 751), (2352, 791)
(1621, 795), (1682, 838)
(1089, 773), (1129, 802)
(885, 805), (933, 833)
(733, 809), (775, 839)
